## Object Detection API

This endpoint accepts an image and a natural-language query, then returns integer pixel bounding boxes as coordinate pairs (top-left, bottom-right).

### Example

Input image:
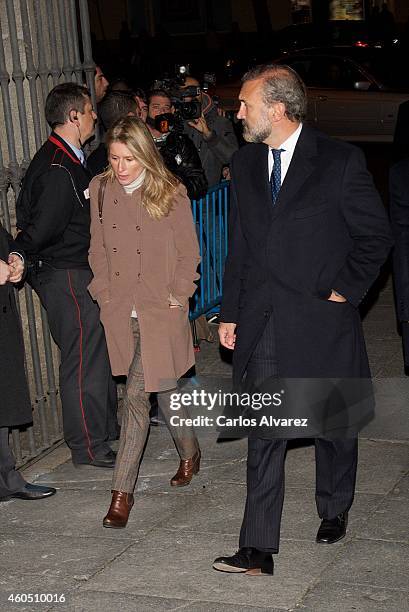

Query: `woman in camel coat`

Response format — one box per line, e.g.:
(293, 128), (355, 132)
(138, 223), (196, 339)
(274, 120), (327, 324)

(88, 116), (201, 528)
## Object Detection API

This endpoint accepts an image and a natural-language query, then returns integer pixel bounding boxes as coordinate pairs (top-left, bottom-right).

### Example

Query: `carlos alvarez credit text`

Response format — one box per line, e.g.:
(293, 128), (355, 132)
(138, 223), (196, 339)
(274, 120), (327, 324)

(168, 390), (309, 428)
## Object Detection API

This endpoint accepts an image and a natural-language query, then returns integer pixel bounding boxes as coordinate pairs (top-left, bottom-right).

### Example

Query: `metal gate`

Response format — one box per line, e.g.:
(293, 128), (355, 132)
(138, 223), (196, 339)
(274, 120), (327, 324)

(0, 0), (96, 466)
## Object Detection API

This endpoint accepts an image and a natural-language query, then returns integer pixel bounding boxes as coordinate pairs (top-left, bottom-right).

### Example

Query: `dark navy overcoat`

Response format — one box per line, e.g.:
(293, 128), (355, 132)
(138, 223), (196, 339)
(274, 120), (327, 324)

(221, 126), (393, 393)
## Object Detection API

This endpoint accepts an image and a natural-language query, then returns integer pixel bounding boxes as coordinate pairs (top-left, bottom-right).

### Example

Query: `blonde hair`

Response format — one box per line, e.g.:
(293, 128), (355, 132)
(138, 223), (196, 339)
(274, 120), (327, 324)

(102, 116), (179, 219)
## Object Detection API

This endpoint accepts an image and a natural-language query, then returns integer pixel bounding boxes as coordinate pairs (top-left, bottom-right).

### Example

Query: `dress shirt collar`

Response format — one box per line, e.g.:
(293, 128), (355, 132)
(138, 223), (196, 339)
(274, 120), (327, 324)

(271, 122), (303, 158)
(60, 137), (85, 165)
(268, 123), (303, 183)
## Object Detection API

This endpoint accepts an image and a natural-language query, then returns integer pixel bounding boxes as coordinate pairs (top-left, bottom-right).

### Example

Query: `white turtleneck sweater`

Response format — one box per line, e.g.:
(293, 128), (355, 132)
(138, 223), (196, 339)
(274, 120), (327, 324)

(123, 169), (146, 194)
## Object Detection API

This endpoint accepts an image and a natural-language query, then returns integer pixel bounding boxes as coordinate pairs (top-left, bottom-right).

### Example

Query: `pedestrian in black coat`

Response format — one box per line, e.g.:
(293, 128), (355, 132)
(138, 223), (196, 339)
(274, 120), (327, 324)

(213, 64), (393, 576)
(0, 226), (30, 427)
(0, 224), (55, 501)
(390, 157), (409, 367)
(392, 100), (409, 162)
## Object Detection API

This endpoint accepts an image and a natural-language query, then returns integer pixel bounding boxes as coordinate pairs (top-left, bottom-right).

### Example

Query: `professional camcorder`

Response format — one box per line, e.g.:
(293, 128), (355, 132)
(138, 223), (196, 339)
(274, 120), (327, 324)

(152, 64), (201, 122)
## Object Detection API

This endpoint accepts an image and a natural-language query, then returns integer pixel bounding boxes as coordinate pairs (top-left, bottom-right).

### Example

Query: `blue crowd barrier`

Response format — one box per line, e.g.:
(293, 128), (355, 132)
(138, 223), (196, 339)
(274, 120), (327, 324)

(189, 182), (230, 321)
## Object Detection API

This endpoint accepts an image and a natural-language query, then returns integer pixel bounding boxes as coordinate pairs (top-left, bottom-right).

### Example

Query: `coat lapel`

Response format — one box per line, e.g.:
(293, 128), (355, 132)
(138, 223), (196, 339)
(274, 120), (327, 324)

(271, 126), (318, 221)
(248, 144), (273, 225)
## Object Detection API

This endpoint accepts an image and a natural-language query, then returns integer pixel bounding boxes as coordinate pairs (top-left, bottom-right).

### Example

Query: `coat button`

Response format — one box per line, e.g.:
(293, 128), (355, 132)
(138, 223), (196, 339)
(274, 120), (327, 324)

(112, 224), (117, 229)
(113, 248), (117, 252)
(263, 310), (270, 317)
(137, 249), (141, 254)
(115, 272), (120, 276)
(114, 199), (118, 204)
(136, 225), (140, 231)
(137, 273), (141, 278)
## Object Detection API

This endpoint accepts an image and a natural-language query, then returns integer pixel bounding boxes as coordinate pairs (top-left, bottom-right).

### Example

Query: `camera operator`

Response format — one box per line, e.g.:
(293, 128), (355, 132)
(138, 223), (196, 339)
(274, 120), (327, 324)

(181, 76), (238, 186)
(146, 89), (208, 200)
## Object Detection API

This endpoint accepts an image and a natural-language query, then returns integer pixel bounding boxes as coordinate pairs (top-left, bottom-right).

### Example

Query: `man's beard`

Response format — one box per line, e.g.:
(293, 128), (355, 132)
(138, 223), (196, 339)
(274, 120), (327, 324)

(242, 114), (272, 143)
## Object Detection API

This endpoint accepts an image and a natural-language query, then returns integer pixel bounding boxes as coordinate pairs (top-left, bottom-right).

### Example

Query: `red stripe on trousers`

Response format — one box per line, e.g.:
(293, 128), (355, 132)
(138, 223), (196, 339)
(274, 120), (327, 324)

(67, 270), (95, 461)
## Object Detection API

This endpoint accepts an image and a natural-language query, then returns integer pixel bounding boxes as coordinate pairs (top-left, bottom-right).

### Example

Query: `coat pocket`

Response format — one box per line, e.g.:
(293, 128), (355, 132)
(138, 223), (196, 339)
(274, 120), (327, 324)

(294, 203), (328, 219)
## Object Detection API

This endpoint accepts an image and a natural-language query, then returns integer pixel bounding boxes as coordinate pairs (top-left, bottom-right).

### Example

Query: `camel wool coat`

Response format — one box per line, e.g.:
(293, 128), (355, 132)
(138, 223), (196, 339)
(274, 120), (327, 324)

(88, 177), (200, 391)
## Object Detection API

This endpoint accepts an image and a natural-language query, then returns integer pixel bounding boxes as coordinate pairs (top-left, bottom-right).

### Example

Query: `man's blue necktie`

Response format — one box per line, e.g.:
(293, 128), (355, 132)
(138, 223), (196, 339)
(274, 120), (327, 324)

(270, 148), (284, 205)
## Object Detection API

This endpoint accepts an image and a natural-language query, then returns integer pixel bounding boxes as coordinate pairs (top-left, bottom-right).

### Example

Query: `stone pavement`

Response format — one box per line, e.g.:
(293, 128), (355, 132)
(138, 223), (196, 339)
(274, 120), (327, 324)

(0, 279), (408, 612)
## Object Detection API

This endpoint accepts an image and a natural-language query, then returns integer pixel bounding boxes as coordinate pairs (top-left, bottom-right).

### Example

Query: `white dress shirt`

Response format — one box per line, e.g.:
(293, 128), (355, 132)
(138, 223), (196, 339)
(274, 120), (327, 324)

(63, 138), (86, 165)
(268, 123), (303, 184)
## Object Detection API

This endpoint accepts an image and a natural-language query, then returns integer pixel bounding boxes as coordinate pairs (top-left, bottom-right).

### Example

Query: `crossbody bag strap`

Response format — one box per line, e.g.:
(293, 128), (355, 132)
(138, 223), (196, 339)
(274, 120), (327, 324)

(98, 177), (108, 224)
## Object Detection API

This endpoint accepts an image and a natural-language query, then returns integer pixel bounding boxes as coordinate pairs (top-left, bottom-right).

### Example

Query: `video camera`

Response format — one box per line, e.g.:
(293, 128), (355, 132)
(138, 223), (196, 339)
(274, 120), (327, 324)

(152, 64), (207, 124)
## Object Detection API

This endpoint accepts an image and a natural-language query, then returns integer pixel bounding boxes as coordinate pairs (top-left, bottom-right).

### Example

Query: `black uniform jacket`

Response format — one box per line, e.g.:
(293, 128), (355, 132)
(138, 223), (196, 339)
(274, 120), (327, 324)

(220, 126), (393, 388)
(0, 226), (32, 427)
(15, 132), (92, 269)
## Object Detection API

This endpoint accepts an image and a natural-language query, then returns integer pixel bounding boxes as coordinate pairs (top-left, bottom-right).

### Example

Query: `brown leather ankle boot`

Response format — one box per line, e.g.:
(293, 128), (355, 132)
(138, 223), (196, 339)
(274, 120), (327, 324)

(170, 449), (201, 487)
(103, 490), (134, 528)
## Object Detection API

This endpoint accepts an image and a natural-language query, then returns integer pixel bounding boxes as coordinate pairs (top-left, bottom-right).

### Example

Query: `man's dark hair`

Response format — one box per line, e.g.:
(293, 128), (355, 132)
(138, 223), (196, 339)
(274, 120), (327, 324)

(45, 82), (90, 129)
(133, 87), (147, 103)
(242, 64), (307, 122)
(98, 91), (138, 131)
(109, 78), (133, 93)
(147, 89), (172, 106)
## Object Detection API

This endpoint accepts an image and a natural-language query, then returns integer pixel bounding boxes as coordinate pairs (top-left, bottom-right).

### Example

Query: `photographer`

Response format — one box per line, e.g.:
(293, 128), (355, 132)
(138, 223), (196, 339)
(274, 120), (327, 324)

(146, 89), (208, 200)
(181, 76), (238, 186)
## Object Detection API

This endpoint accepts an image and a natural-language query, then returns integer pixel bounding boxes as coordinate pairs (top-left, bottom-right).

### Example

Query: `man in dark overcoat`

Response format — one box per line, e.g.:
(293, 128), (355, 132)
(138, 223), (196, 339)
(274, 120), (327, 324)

(212, 64), (393, 575)
(392, 99), (409, 162)
(0, 224), (55, 501)
(390, 155), (409, 367)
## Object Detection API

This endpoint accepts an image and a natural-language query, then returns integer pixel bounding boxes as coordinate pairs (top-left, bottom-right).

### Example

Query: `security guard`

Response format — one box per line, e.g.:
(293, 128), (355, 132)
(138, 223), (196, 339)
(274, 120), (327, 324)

(16, 83), (118, 467)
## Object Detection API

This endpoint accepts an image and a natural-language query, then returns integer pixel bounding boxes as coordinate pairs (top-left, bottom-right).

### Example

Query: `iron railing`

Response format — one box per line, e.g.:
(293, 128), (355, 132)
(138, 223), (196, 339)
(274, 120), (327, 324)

(190, 182), (230, 321)
(0, 0), (95, 466)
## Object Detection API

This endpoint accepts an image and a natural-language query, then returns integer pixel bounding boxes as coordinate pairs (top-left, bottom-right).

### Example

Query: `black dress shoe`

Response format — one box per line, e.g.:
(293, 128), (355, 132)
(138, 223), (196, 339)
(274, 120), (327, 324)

(213, 547), (274, 575)
(73, 450), (117, 468)
(0, 483), (56, 502)
(316, 511), (348, 544)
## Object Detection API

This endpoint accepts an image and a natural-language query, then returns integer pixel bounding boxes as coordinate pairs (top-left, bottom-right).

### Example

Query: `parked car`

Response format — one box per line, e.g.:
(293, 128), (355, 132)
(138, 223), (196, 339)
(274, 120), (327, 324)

(213, 47), (409, 142)
(275, 21), (400, 53)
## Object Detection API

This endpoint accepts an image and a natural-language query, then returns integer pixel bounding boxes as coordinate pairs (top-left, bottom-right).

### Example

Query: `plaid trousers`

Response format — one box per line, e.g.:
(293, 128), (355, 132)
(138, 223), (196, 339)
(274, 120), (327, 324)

(112, 318), (199, 493)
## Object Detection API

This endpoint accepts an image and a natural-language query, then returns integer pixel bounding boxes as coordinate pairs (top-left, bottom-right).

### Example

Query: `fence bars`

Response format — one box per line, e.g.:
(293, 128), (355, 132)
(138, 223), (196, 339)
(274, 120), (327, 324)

(0, 0), (95, 467)
(190, 182), (230, 321)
